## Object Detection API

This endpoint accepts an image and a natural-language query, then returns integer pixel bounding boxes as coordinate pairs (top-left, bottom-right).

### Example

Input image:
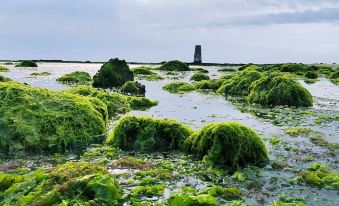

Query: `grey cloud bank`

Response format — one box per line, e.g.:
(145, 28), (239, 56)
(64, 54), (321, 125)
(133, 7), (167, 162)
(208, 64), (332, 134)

(0, 0), (338, 63)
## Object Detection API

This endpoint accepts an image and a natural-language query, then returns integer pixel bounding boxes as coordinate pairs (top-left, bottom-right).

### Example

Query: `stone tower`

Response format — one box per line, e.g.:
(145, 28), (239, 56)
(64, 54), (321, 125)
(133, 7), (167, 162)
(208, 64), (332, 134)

(194, 45), (202, 64)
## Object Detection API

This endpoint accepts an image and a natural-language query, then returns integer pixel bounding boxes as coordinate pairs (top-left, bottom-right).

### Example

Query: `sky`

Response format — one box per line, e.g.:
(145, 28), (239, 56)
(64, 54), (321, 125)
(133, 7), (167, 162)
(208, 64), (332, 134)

(0, 0), (339, 63)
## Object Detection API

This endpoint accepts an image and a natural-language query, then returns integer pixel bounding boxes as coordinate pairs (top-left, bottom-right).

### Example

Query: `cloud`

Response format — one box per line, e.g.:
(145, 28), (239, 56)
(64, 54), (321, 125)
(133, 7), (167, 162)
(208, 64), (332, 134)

(0, 0), (338, 63)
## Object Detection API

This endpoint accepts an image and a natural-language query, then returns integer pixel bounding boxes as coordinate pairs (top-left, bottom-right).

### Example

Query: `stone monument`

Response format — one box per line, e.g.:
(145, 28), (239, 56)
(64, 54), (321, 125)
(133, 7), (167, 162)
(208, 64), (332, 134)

(194, 45), (202, 64)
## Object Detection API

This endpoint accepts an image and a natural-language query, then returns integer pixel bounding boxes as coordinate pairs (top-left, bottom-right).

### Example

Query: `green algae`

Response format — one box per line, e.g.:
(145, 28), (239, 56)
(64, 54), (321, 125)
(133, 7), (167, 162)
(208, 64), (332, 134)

(0, 82), (107, 154)
(218, 67), (237, 72)
(65, 85), (157, 117)
(193, 79), (225, 91)
(15, 61), (38, 67)
(163, 82), (195, 94)
(30, 72), (51, 76)
(328, 70), (339, 79)
(158, 60), (190, 71)
(131, 184), (165, 198)
(132, 66), (156, 75)
(248, 74), (313, 107)
(185, 122), (268, 170)
(168, 186), (241, 206)
(143, 73), (164, 81)
(190, 73), (210, 82)
(238, 64), (259, 71)
(0, 162), (121, 205)
(0, 66), (9, 72)
(107, 115), (193, 151)
(57, 71), (92, 84)
(217, 71), (263, 95)
(284, 128), (311, 137)
(304, 71), (317, 79)
(121, 81), (146, 96)
(298, 162), (339, 190)
(111, 157), (151, 170)
(93, 58), (134, 88)
(0, 75), (11, 82)
(191, 68), (209, 73)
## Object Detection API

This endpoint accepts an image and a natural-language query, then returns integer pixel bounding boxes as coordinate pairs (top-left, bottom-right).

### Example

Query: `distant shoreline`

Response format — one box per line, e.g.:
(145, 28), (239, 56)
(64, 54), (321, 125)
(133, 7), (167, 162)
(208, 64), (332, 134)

(0, 59), (337, 67)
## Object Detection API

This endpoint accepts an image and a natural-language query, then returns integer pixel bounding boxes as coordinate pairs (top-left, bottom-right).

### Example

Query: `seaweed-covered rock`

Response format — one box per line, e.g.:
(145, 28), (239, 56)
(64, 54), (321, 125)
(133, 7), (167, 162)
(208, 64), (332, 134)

(0, 82), (107, 153)
(57, 71), (92, 84)
(298, 162), (339, 190)
(107, 115), (193, 151)
(0, 162), (121, 205)
(132, 66), (155, 75)
(248, 74), (313, 107)
(163, 82), (195, 94)
(0, 66), (9, 72)
(185, 122), (268, 170)
(190, 73), (210, 82)
(238, 64), (259, 71)
(93, 58), (134, 88)
(30, 72), (51, 76)
(218, 67), (236, 72)
(217, 71), (263, 95)
(0, 75), (12, 82)
(121, 81), (146, 96)
(329, 70), (339, 79)
(304, 71), (318, 79)
(65, 85), (157, 117)
(15, 60), (38, 67)
(193, 79), (225, 91)
(158, 60), (190, 71)
(191, 68), (209, 73)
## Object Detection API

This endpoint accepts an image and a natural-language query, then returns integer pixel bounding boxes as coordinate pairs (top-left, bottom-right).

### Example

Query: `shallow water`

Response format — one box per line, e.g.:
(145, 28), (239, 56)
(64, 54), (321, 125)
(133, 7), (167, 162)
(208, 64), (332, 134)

(0, 62), (338, 205)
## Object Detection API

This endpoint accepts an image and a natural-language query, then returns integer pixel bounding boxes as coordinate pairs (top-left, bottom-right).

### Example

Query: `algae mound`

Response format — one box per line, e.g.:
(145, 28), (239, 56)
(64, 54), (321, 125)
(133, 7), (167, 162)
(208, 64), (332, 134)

(93, 58), (134, 88)
(163, 82), (195, 94)
(193, 79), (225, 91)
(248, 74), (313, 107)
(185, 122), (268, 170)
(329, 70), (339, 79)
(0, 75), (12, 82)
(190, 72), (210, 82)
(15, 60), (38, 67)
(217, 71), (263, 95)
(298, 162), (339, 190)
(107, 115), (193, 151)
(132, 66), (155, 75)
(0, 66), (9, 72)
(121, 81), (146, 96)
(158, 60), (190, 71)
(0, 82), (107, 153)
(30, 72), (51, 76)
(57, 71), (92, 84)
(65, 85), (157, 117)
(0, 162), (121, 205)
(218, 67), (237, 72)
(304, 71), (318, 79)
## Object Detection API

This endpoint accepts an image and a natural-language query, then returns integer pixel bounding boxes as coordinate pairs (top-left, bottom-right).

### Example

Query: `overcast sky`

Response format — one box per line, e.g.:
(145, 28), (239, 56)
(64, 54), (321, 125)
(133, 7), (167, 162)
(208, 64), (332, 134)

(1, 0), (339, 63)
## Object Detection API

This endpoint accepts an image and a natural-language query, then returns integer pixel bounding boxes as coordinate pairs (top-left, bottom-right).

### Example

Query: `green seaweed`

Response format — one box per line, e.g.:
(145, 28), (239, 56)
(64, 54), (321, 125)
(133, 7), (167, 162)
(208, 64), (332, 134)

(0, 75), (12, 82)
(190, 73), (210, 82)
(131, 184), (165, 198)
(163, 82), (195, 94)
(121, 81), (146, 96)
(30, 72), (51, 76)
(0, 82), (107, 153)
(218, 67), (236, 72)
(185, 122), (268, 170)
(57, 71), (92, 84)
(284, 128), (311, 137)
(158, 60), (190, 71)
(107, 115), (193, 151)
(65, 85), (157, 117)
(193, 79), (225, 91)
(132, 66), (156, 75)
(15, 61), (38, 67)
(247, 73), (313, 107)
(298, 162), (339, 190)
(0, 66), (9, 72)
(0, 162), (121, 205)
(217, 71), (263, 95)
(93, 58), (134, 88)
(304, 71), (317, 79)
